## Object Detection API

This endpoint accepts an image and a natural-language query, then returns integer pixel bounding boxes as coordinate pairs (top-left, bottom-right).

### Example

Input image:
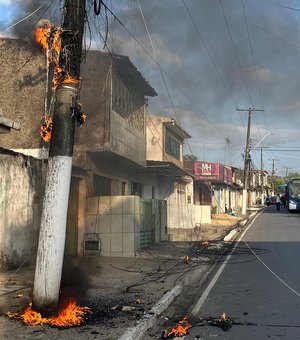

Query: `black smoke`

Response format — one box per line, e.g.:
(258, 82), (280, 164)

(11, 0), (62, 40)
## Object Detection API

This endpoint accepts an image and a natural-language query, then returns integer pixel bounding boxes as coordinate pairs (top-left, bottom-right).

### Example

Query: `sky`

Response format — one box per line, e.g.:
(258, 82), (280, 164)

(1, 0), (300, 176)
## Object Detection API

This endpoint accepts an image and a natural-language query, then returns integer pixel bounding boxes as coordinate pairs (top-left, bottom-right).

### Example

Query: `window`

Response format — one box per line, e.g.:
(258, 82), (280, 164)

(165, 133), (181, 160)
(93, 175), (111, 196)
(131, 181), (142, 197)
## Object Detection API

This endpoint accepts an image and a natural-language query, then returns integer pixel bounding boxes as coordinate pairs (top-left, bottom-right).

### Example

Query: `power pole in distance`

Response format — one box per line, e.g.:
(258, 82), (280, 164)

(269, 158), (279, 193)
(283, 166), (291, 179)
(33, 0), (86, 314)
(237, 107), (264, 215)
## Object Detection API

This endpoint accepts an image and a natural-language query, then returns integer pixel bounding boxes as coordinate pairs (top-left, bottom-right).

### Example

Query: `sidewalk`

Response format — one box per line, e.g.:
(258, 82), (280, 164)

(0, 217), (247, 340)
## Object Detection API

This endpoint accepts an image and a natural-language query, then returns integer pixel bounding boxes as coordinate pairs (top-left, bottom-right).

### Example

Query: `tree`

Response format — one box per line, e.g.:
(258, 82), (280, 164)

(287, 172), (300, 180)
(184, 154), (198, 161)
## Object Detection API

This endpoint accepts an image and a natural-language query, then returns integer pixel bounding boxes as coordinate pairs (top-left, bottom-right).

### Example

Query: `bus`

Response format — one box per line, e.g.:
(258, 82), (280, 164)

(287, 178), (300, 212)
(277, 184), (287, 196)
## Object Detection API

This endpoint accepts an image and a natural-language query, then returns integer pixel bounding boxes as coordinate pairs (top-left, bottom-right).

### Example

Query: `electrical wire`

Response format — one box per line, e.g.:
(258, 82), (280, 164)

(182, 0), (239, 110)
(0, 2), (47, 34)
(241, 0), (265, 110)
(244, 240), (300, 297)
(93, 1), (228, 141)
(219, 0), (254, 108)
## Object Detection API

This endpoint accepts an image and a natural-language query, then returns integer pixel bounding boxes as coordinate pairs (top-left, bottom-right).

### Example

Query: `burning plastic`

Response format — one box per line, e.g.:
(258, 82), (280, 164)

(162, 315), (190, 339)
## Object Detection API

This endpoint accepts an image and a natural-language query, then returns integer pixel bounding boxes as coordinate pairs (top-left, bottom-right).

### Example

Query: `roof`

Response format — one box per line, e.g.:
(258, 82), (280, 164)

(163, 119), (191, 139)
(111, 54), (157, 97)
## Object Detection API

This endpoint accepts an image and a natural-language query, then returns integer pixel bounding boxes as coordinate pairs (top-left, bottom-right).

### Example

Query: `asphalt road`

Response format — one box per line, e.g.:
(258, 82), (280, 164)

(184, 206), (300, 340)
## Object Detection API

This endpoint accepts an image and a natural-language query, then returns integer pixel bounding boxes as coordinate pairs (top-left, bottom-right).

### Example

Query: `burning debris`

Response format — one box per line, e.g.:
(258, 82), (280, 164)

(184, 255), (190, 264)
(202, 240), (209, 246)
(162, 315), (190, 339)
(194, 312), (233, 332)
(7, 299), (92, 328)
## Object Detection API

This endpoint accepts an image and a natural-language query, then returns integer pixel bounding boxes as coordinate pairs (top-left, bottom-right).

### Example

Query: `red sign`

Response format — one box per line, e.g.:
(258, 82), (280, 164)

(224, 166), (233, 185)
(194, 162), (224, 182)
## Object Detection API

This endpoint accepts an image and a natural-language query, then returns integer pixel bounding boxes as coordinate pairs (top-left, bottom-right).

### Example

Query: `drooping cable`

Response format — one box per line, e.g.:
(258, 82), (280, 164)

(182, 0), (239, 109)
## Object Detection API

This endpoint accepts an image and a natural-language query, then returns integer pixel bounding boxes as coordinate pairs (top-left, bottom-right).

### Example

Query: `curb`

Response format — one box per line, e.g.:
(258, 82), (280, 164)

(118, 285), (182, 340)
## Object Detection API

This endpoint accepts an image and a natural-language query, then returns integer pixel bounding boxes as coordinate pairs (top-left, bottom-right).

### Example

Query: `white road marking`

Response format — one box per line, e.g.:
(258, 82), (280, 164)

(191, 212), (261, 316)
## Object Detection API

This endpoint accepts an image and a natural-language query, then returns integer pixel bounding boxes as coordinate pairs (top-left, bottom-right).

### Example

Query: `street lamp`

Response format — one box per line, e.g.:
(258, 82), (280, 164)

(242, 133), (273, 215)
(253, 133), (273, 207)
(253, 133), (273, 149)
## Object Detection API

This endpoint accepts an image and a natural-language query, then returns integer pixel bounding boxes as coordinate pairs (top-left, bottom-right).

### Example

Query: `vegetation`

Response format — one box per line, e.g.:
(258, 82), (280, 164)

(184, 154), (198, 161)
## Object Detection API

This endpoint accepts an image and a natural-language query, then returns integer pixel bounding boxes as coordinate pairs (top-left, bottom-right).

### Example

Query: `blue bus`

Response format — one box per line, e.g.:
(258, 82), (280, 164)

(287, 178), (300, 212)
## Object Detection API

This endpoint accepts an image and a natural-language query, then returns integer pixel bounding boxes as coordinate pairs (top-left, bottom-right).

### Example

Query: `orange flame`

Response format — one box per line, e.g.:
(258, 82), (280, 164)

(9, 300), (91, 327)
(40, 115), (53, 142)
(202, 240), (209, 246)
(220, 312), (228, 322)
(35, 27), (50, 53)
(35, 26), (79, 91)
(162, 315), (190, 339)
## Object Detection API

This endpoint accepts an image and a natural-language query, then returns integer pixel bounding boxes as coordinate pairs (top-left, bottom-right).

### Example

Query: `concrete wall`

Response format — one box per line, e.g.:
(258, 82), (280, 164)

(0, 150), (45, 270)
(167, 202), (195, 229)
(146, 115), (164, 161)
(194, 205), (211, 224)
(0, 38), (47, 150)
(110, 109), (146, 167)
(85, 196), (140, 257)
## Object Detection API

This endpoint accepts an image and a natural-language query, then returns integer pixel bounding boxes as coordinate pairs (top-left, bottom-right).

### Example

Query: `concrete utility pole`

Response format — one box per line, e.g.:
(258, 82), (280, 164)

(283, 167), (291, 178)
(237, 108), (264, 215)
(33, 0), (86, 314)
(269, 158), (279, 193)
(269, 158), (279, 176)
(260, 146), (269, 205)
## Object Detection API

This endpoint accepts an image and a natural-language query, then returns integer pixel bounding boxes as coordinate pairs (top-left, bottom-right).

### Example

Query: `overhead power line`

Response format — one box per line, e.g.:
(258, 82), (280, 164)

(219, 0), (254, 108)
(241, 0), (265, 110)
(183, 0), (239, 109)
(0, 3), (47, 34)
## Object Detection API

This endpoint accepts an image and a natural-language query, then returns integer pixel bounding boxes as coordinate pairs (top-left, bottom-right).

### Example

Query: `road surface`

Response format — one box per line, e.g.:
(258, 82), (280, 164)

(148, 206), (300, 340)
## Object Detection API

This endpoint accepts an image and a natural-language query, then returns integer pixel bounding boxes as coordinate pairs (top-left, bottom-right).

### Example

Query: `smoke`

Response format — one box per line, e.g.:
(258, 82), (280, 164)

(10, 0), (62, 40)
(60, 258), (90, 304)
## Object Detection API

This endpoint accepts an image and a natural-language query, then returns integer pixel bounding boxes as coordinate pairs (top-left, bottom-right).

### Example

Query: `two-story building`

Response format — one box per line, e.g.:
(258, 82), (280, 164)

(0, 37), (194, 266)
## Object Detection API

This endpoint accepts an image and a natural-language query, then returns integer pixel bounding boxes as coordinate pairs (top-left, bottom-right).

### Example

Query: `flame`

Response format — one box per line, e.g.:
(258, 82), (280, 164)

(162, 315), (190, 339)
(35, 26), (79, 91)
(47, 300), (92, 327)
(219, 312), (228, 322)
(202, 240), (209, 246)
(8, 300), (91, 327)
(21, 303), (48, 326)
(40, 115), (53, 142)
(35, 27), (50, 53)
(184, 255), (190, 264)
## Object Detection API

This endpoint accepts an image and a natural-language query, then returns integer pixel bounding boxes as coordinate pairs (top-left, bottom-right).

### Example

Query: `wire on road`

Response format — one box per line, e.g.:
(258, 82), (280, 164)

(243, 240), (300, 297)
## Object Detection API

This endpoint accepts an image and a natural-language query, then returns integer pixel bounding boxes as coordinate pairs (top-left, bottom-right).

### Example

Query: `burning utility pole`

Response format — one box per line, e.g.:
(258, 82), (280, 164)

(33, 0), (86, 314)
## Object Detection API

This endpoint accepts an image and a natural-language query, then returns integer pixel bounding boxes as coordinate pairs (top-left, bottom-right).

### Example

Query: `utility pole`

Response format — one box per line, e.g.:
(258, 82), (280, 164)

(269, 158), (279, 176)
(269, 158), (279, 194)
(33, 0), (86, 314)
(260, 146), (269, 205)
(237, 108), (264, 215)
(283, 166), (291, 179)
